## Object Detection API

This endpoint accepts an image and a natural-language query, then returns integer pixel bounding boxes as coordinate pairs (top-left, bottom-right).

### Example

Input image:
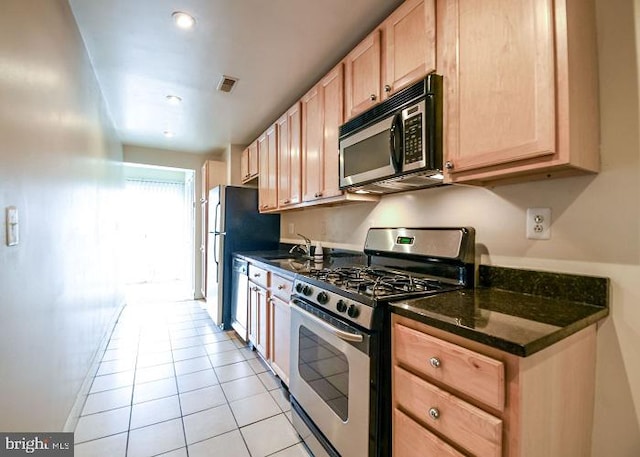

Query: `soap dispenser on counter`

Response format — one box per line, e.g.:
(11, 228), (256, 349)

(313, 241), (324, 263)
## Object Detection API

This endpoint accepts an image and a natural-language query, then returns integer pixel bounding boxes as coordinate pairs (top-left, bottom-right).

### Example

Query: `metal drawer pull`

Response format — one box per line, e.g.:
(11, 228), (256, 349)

(428, 408), (440, 420)
(292, 305), (363, 343)
(429, 357), (441, 368)
(253, 273), (261, 277)
(277, 285), (286, 290)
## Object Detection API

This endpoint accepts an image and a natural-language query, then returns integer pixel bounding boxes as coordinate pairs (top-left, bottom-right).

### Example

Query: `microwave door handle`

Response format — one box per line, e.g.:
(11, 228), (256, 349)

(426, 93), (437, 165)
(389, 112), (403, 172)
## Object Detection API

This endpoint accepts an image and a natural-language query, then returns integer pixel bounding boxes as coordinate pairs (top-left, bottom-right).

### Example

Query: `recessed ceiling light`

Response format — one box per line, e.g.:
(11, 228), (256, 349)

(172, 11), (195, 29)
(166, 95), (182, 104)
(163, 130), (175, 138)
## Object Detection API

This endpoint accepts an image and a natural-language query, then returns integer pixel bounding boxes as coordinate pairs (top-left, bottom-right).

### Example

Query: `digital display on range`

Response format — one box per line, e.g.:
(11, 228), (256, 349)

(396, 236), (415, 245)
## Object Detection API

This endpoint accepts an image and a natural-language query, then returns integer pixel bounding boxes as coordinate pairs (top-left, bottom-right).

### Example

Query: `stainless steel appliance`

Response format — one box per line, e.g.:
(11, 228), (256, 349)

(289, 227), (475, 457)
(338, 74), (444, 194)
(230, 257), (249, 341)
(206, 185), (280, 329)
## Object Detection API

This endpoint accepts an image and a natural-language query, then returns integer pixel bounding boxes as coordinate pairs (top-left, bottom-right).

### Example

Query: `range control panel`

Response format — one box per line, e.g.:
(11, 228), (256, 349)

(292, 279), (374, 330)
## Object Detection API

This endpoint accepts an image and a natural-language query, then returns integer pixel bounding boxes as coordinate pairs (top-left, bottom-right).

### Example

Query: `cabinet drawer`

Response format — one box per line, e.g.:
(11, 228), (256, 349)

(394, 323), (505, 411)
(271, 274), (293, 302)
(394, 408), (465, 457)
(394, 365), (502, 457)
(248, 264), (269, 288)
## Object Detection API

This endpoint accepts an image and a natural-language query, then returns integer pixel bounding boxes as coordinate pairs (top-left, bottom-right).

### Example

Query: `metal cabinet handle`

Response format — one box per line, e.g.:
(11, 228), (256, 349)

(277, 285), (286, 290)
(314, 192), (323, 198)
(370, 94), (377, 101)
(429, 357), (441, 368)
(428, 407), (440, 420)
(384, 84), (391, 93)
(445, 161), (454, 170)
(251, 286), (258, 291)
(253, 273), (261, 278)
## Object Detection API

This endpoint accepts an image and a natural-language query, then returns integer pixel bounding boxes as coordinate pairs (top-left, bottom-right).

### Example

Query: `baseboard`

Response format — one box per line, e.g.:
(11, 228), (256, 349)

(63, 300), (126, 432)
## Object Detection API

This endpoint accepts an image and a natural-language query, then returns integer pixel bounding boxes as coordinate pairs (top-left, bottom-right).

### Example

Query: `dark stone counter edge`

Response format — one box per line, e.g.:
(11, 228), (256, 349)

(391, 305), (609, 357)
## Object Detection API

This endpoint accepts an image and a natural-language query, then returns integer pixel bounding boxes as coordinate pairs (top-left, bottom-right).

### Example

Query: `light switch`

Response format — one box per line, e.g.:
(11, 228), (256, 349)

(6, 206), (19, 246)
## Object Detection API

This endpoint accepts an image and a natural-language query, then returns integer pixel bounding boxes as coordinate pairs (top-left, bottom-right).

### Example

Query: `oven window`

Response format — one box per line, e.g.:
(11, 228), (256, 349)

(343, 130), (391, 177)
(298, 326), (349, 421)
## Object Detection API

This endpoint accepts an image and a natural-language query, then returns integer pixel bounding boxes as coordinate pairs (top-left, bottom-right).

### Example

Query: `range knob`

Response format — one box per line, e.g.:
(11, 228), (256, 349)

(347, 304), (360, 318)
(336, 300), (348, 313)
(303, 285), (313, 296)
(317, 292), (329, 305)
(295, 283), (304, 293)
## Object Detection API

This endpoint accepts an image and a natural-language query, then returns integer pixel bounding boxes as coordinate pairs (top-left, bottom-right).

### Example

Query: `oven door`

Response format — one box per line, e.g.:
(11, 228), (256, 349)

(289, 300), (371, 457)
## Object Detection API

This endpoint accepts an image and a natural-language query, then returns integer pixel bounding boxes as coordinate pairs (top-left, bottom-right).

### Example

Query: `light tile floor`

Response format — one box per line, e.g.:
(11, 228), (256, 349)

(75, 299), (312, 457)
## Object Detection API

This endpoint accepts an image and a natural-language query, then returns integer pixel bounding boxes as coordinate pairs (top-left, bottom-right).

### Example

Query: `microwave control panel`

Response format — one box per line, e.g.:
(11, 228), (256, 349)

(404, 112), (423, 164)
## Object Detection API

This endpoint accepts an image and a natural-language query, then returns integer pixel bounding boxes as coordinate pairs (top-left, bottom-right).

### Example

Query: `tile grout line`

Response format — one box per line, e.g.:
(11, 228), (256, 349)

(124, 304), (141, 457)
(169, 312), (191, 457)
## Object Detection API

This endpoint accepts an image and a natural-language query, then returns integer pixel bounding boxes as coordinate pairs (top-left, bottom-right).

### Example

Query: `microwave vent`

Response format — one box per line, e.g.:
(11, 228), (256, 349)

(217, 75), (238, 93)
(348, 170), (446, 195)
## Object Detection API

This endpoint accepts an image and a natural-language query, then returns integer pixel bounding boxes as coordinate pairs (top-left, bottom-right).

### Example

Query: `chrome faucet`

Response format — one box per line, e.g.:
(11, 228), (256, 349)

(289, 233), (312, 257)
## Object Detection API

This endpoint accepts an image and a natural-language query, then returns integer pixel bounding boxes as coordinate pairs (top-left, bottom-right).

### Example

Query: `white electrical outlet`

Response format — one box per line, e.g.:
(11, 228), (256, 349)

(526, 208), (551, 240)
(288, 223), (295, 235)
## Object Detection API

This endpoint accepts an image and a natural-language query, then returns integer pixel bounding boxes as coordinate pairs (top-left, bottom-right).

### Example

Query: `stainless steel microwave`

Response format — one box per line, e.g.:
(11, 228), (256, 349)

(338, 74), (444, 194)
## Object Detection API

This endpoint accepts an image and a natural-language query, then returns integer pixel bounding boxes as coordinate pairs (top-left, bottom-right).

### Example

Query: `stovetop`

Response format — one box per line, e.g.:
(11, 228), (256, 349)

(301, 266), (461, 301)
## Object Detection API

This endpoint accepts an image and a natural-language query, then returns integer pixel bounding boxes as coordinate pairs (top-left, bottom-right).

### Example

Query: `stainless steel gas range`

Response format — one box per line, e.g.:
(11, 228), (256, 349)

(288, 227), (476, 457)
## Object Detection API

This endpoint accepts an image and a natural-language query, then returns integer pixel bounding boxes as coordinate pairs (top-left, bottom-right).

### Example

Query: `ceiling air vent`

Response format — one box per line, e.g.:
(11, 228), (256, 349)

(217, 75), (238, 93)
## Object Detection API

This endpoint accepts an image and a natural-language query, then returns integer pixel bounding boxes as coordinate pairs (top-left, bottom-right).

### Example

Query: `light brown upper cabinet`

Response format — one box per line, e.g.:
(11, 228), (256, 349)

(302, 64), (345, 203)
(345, 0), (436, 120)
(383, 0), (436, 98)
(344, 30), (382, 119)
(276, 103), (302, 209)
(241, 140), (259, 184)
(258, 126), (278, 212)
(439, 0), (600, 185)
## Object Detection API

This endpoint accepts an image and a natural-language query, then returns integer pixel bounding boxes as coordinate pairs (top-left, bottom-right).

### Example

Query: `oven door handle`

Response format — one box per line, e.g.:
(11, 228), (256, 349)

(292, 303), (364, 343)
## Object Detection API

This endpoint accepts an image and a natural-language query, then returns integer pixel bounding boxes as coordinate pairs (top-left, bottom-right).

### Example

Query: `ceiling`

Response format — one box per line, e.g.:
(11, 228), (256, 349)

(68, 0), (405, 156)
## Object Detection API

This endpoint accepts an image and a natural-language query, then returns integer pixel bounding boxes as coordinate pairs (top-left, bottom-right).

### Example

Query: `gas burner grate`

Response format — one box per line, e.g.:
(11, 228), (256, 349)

(305, 266), (450, 299)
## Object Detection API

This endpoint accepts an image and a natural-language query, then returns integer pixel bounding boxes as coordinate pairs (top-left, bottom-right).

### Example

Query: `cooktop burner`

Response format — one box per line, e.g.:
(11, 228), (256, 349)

(302, 266), (459, 300)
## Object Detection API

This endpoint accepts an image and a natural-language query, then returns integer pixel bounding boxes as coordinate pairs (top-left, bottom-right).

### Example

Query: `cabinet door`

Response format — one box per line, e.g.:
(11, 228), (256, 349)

(301, 85), (323, 202)
(383, 0), (435, 98)
(248, 140), (259, 178)
(241, 147), (250, 183)
(258, 129), (278, 211)
(440, 0), (556, 177)
(277, 103), (302, 208)
(248, 283), (259, 347)
(249, 283), (269, 358)
(257, 285), (269, 358)
(269, 295), (291, 385)
(320, 65), (344, 199)
(344, 29), (382, 119)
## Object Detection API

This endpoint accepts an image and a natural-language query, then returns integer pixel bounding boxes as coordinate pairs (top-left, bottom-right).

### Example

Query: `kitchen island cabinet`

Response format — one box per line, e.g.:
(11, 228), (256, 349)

(439, 0), (600, 185)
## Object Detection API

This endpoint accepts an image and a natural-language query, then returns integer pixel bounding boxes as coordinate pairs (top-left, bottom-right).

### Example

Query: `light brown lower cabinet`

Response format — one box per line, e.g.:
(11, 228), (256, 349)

(246, 264), (293, 386)
(269, 294), (291, 385)
(392, 314), (597, 457)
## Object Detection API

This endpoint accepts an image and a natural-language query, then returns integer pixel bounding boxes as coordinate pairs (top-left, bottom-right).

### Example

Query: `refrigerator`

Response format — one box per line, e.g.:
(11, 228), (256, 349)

(206, 185), (280, 329)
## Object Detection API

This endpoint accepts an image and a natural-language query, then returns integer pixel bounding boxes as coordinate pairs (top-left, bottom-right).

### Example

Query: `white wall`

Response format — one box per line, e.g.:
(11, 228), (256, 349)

(0, 0), (123, 430)
(281, 0), (640, 454)
(123, 145), (225, 298)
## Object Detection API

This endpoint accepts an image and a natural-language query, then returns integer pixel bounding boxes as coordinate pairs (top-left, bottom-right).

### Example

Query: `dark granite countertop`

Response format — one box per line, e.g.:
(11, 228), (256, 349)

(234, 253), (610, 358)
(390, 265), (609, 357)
